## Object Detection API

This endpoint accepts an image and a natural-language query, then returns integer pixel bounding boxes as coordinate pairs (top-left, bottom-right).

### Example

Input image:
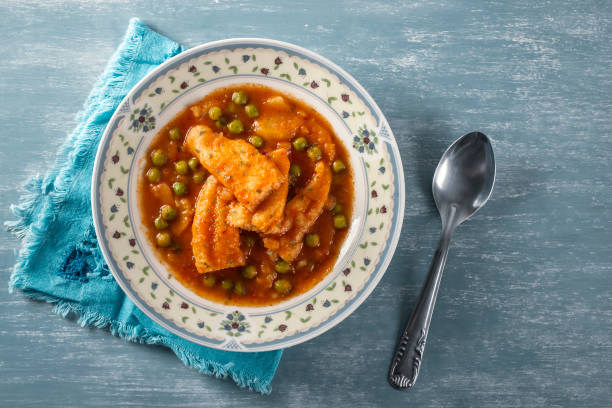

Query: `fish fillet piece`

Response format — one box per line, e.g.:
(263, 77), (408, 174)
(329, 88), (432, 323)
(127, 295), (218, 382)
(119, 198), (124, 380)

(251, 148), (290, 233)
(226, 204), (254, 231)
(272, 161), (332, 262)
(251, 96), (304, 142)
(192, 176), (245, 273)
(186, 125), (283, 210)
(262, 237), (280, 251)
(227, 148), (290, 234)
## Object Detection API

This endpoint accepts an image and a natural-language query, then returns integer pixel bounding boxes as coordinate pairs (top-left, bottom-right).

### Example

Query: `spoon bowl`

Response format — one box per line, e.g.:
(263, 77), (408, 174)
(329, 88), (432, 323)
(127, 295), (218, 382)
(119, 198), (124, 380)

(433, 131), (496, 227)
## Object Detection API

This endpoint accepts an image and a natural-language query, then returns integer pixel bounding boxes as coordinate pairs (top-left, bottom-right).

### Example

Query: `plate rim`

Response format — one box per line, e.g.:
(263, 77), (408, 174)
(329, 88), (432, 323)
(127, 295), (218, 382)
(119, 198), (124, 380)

(91, 37), (405, 351)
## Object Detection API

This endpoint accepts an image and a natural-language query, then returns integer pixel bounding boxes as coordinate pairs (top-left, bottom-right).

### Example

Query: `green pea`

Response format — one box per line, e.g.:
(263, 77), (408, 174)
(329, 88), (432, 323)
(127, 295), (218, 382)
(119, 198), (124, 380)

(154, 216), (168, 230)
(332, 160), (346, 173)
(188, 157), (199, 170)
(215, 117), (228, 129)
(228, 119), (244, 134)
(221, 279), (234, 290)
(275, 260), (291, 274)
(242, 235), (256, 247)
(226, 101), (238, 114)
(232, 90), (248, 105)
(307, 145), (322, 161)
(292, 137), (308, 151)
(150, 149), (167, 167)
(234, 281), (246, 295)
(156, 232), (172, 248)
(208, 106), (222, 120)
(160, 205), (177, 221)
(203, 274), (216, 287)
(332, 203), (343, 215)
(289, 164), (302, 178)
(273, 279), (292, 294)
(305, 233), (320, 248)
(172, 181), (187, 196)
(242, 265), (258, 279)
(192, 171), (206, 183)
(169, 128), (181, 141)
(146, 167), (161, 183)
(333, 214), (348, 229)
(245, 104), (259, 118)
(175, 160), (189, 175)
(249, 135), (263, 148)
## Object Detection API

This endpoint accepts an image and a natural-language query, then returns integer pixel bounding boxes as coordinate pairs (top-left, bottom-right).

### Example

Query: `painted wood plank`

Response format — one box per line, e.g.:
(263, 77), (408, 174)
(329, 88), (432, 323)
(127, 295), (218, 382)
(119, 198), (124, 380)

(0, 0), (610, 407)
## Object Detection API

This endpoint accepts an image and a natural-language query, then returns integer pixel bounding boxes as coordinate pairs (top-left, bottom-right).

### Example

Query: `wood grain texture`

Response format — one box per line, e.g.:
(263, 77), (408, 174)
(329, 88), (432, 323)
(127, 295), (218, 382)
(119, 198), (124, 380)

(1, 0), (611, 407)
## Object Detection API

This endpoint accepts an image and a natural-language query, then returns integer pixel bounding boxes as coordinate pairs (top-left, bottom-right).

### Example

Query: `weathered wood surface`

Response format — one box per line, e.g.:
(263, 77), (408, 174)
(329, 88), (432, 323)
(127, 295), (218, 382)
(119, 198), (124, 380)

(0, 1), (610, 406)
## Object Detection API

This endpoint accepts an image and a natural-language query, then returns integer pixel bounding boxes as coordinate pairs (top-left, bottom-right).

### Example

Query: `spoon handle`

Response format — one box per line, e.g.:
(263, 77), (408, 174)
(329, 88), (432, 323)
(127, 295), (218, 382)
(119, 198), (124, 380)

(388, 232), (452, 389)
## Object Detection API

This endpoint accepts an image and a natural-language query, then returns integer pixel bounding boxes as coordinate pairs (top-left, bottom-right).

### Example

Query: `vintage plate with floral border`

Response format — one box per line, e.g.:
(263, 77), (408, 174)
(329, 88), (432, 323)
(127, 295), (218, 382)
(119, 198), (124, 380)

(92, 38), (405, 351)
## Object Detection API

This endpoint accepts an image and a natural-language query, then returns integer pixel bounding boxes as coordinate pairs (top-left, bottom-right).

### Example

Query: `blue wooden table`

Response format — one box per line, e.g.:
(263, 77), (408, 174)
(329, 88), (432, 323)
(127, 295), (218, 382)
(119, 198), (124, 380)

(1, 1), (611, 406)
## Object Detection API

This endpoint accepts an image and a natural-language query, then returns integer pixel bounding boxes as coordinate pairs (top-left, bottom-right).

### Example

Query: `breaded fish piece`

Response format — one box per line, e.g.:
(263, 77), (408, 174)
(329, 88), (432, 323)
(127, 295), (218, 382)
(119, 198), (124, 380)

(226, 203), (254, 231)
(251, 149), (291, 233)
(227, 148), (290, 234)
(251, 96), (304, 142)
(186, 125), (283, 210)
(272, 161), (332, 262)
(192, 176), (245, 273)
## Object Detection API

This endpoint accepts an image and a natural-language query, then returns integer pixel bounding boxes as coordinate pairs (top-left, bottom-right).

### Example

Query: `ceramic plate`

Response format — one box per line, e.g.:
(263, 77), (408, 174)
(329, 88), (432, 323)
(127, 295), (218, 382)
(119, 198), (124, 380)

(92, 38), (405, 351)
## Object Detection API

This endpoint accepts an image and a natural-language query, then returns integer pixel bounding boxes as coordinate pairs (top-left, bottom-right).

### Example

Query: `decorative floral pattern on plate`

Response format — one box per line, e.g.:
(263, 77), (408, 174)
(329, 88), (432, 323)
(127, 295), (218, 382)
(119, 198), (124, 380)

(220, 311), (251, 337)
(128, 103), (155, 133)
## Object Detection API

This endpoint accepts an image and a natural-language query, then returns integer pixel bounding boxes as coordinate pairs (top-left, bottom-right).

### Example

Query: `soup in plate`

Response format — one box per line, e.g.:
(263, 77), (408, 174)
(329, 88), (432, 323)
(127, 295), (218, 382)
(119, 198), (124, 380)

(138, 84), (353, 306)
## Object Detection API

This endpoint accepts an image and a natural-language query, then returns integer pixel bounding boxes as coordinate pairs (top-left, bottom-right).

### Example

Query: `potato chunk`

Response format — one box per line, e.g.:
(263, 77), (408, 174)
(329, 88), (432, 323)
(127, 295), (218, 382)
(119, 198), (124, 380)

(186, 125), (283, 210)
(227, 148), (290, 234)
(170, 197), (194, 236)
(251, 96), (304, 141)
(263, 95), (291, 111)
(189, 100), (214, 119)
(272, 161), (332, 262)
(150, 183), (173, 206)
(191, 176), (245, 273)
(245, 248), (278, 291)
(306, 119), (336, 162)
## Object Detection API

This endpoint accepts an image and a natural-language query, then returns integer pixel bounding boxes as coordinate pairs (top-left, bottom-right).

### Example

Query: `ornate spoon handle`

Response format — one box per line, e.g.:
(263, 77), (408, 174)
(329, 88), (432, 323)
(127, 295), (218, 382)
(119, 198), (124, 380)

(388, 233), (452, 389)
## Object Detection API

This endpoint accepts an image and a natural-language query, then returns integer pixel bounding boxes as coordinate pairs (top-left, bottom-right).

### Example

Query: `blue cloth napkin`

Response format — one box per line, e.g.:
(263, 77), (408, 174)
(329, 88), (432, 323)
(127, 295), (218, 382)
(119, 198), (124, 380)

(6, 18), (282, 394)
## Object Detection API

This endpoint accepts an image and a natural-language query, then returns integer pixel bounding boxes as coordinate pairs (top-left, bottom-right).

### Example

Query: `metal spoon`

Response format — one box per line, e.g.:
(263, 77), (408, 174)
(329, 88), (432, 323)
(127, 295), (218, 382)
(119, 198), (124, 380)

(388, 131), (496, 389)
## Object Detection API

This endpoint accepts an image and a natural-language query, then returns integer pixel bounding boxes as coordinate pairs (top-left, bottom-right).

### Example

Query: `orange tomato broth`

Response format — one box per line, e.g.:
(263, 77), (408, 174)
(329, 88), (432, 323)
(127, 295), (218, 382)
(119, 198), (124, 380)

(138, 84), (353, 306)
